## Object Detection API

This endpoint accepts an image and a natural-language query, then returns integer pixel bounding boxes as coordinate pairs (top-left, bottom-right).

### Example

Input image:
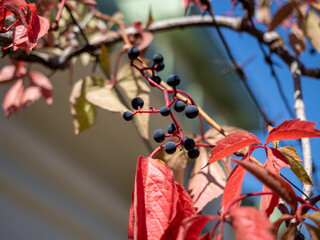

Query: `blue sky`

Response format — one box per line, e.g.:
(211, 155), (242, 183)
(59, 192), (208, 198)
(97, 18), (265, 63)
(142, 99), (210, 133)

(209, 1), (320, 201)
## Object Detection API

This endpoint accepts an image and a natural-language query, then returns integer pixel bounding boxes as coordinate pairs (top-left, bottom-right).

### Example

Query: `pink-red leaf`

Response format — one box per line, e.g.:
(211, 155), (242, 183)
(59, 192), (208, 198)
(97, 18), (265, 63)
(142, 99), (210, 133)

(28, 71), (53, 105)
(187, 148), (226, 212)
(221, 164), (246, 212)
(129, 156), (196, 240)
(0, 64), (26, 82)
(2, 79), (24, 117)
(209, 131), (261, 165)
(229, 207), (275, 240)
(265, 119), (320, 144)
(176, 215), (217, 240)
(22, 86), (42, 107)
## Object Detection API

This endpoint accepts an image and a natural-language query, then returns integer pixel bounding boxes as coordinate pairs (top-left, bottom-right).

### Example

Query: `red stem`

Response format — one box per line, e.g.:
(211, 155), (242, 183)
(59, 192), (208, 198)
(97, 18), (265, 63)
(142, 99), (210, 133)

(224, 191), (274, 214)
(51, 0), (66, 30)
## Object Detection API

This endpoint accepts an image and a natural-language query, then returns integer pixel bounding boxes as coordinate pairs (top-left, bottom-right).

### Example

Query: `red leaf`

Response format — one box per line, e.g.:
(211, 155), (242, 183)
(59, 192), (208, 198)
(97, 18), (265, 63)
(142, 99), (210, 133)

(265, 119), (320, 144)
(208, 131), (261, 165)
(28, 71), (53, 105)
(233, 160), (297, 213)
(260, 184), (279, 217)
(268, 2), (297, 31)
(229, 207), (275, 240)
(176, 215), (217, 240)
(265, 147), (289, 173)
(129, 156), (196, 240)
(161, 183), (197, 239)
(2, 79), (24, 117)
(221, 164), (246, 211)
(187, 148), (226, 212)
(3, 3), (28, 28)
(8, 4), (49, 51)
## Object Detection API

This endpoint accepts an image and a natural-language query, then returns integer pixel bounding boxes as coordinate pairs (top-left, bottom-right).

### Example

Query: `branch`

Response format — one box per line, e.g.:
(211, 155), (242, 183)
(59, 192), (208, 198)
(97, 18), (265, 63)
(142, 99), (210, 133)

(5, 15), (320, 79)
(290, 61), (313, 199)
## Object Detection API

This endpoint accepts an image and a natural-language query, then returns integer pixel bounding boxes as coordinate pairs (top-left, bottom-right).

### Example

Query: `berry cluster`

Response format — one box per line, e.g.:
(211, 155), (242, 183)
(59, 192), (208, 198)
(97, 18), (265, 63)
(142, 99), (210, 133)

(123, 46), (211, 159)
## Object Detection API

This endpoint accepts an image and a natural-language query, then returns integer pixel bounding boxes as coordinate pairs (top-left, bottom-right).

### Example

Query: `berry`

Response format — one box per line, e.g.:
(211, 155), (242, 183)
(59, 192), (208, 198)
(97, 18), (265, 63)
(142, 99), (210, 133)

(164, 141), (176, 154)
(123, 111), (133, 121)
(185, 105), (199, 119)
(152, 53), (164, 64)
(184, 138), (195, 151)
(131, 97), (144, 110)
(127, 46), (140, 59)
(150, 76), (161, 86)
(160, 106), (171, 116)
(174, 101), (185, 112)
(167, 123), (176, 134)
(167, 75), (180, 87)
(155, 62), (165, 71)
(153, 129), (166, 143)
(188, 147), (200, 159)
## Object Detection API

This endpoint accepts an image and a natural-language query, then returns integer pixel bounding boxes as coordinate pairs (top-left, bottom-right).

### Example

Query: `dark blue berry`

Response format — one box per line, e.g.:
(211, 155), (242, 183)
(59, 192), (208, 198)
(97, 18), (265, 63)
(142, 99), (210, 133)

(160, 106), (171, 116)
(185, 105), (199, 119)
(152, 53), (164, 64)
(153, 129), (166, 143)
(184, 138), (195, 151)
(167, 123), (176, 134)
(131, 97), (144, 110)
(188, 147), (200, 159)
(167, 75), (180, 87)
(127, 47), (140, 59)
(174, 101), (185, 112)
(150, 76), (161, 86)
(123, 111), (133, 121)
(155, 62), (165, 71)
(164, 141), (176, 154)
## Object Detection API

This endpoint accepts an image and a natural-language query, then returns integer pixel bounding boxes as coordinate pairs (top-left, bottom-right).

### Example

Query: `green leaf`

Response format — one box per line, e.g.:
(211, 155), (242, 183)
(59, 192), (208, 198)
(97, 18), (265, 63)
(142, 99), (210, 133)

(269, 2), (297, 31)
(304, 223), (320, 240)
(69, 76), (103, 134)
(99, 45), (111, 77)
(306, 10), (320, 53)
(278, 146), (313, 185)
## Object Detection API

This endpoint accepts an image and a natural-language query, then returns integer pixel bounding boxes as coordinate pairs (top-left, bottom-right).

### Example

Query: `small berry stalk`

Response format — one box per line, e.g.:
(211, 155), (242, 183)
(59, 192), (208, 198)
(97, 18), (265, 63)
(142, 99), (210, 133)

(123, 46), (214, 159)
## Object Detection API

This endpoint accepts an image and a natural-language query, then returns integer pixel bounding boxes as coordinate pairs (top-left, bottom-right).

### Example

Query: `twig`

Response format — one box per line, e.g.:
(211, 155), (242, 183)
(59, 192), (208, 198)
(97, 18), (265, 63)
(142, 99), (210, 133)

(290, 61), (313, 199)
(7, 15), (320, 80)
(211, 12), (272, 126)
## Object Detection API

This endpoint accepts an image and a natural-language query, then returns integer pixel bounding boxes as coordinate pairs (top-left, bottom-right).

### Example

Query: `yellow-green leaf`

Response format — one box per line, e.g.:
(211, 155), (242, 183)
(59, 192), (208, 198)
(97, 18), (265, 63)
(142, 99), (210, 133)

(278, 146), (313, 185)
(69, 76), (103, 135)
(117, 63), (150, 139)
(304, 223), (320, 240)
(306, 10), (320, 53)
(86, 82), (128, 113)
(303, 212), (320, 228)
(99, 45), (111, 77)
(280, 226), (296, 240)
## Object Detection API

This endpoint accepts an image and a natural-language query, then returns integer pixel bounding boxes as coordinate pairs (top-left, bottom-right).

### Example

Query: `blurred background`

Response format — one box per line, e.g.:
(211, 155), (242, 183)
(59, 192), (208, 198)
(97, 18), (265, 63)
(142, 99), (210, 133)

(1, 0), (320, 239)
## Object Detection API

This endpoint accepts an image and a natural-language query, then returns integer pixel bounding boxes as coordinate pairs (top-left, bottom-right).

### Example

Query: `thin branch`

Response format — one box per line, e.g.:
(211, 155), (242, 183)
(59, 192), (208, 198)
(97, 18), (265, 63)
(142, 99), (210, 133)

(211, 13), (272, 126)
(290, 61), (313, 199)
(6, 15), (320, 80)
